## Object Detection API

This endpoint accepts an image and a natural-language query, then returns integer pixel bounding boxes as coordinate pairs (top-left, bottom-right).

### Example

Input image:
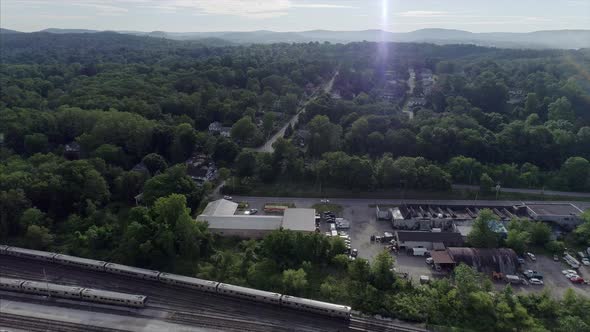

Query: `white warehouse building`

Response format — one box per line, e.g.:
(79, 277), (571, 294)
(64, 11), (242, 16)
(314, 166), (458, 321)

(197, 199), (316, 238)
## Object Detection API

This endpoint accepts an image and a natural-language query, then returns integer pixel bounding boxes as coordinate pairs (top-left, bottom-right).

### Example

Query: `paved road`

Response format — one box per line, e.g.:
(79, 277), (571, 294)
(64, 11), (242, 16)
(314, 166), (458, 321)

(254, 71), (338, 153)
(232, 196), (590, 215)
(401, 68), (415, 120)
(453, 184), (590, 199)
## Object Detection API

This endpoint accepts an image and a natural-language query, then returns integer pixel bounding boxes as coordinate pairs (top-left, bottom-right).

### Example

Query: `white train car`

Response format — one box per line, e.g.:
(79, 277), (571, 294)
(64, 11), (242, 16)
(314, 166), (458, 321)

(158, 273), (219, 293)
(54, 254), (107, 271)
(21, 280), (84, 299)
(281, 295), (351, 319)
(0, 245), (9, 254)
(0, 277), (25, 291)
(81, 288), (146, 308)
(217, 283), (281, 304)
(104, 263), (160, 281)
(5, 247), (56, 261)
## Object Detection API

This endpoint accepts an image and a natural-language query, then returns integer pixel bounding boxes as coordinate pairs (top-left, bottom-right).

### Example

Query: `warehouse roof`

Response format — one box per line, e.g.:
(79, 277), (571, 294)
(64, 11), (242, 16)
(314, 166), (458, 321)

(396, 231), (464, 244)
(431, 250), (455, 264)
(282, 208), (316, 232)
(198, 215), (283, 230)
(526, 203), (583, 216)
(201, 199), (238, 216)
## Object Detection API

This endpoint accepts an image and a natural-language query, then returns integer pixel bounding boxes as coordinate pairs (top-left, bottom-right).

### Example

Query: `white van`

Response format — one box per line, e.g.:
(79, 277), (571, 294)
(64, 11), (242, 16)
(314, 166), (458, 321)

(412, 248), (429, 256)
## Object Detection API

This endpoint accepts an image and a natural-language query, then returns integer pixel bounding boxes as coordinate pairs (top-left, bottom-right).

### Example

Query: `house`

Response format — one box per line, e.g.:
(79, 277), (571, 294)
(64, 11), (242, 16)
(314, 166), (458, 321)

(186, 154), (218, 185)
(196, 199), (315, 238)
(395, 231), (464, 250)
(64, 141), (81, 160)
(131, 162), (150, 175)
(209, 122), (232, 138)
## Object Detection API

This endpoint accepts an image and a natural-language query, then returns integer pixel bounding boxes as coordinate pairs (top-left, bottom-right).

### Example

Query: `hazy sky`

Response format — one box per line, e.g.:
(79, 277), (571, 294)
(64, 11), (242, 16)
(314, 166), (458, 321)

(2, 0), (589, 33)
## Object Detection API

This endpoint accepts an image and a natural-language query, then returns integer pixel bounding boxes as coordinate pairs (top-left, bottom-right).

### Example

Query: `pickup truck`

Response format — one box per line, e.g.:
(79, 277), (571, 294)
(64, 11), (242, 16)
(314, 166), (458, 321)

(523, 270), (543, 280)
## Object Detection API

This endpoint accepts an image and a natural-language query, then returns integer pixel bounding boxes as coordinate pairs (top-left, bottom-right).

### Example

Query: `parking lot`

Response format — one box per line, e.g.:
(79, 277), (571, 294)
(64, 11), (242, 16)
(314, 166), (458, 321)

(231, 196), (590, 296)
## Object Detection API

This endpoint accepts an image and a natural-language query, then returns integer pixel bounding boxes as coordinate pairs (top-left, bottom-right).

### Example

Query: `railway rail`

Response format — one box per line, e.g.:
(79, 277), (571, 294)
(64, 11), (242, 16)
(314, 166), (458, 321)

(0, 312), (127, 332)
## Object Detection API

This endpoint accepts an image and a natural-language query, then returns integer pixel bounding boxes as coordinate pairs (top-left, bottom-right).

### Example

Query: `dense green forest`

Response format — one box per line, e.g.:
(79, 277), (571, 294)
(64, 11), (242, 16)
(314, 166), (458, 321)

(2, 32), (590, 331)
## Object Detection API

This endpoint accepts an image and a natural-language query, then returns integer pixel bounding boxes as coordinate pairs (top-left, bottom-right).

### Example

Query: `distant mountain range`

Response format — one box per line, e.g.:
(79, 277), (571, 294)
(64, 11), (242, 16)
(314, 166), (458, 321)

(2, 28), (589, 49)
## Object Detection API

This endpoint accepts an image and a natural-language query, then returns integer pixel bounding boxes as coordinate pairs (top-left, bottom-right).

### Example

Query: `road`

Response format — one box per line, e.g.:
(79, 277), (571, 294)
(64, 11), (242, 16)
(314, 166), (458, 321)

(452, 184), (590, 199)
(401, 68), (415, 120)
(254, 71), (339, 153)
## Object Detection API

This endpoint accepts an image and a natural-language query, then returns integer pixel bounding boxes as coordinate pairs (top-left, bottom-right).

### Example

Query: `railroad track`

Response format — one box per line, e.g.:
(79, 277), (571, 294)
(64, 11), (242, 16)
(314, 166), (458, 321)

(1, 256), (350, 332)
(349, 316), (430, 332)
(0, 312), (127, 332)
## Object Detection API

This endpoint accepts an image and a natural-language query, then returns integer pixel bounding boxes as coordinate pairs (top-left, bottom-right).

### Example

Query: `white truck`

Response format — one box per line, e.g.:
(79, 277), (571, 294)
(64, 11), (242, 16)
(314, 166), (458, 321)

(412, 248), (429, 256)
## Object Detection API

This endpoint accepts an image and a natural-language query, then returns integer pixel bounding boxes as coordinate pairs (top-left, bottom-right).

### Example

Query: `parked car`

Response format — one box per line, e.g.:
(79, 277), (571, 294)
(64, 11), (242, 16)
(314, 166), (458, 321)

(570, 276), (585, 284)
(553, 255), (559, 262)
(223, 195), (233, 200)
(320, 199), (330, 203)
(425, 257), (434, 265)
(523, 270), (543, 279)
(526, 252), (536, 262)
(517, 257), (525, 265)
(565, 273), (579, 279)
(419, 276), (430, 284)
(350, 249), (358, 258)
(562, 270), (577, 275)
(529, 278), (544, 285)
(249, 208), (258, 215)
(582, 258), (590, 266)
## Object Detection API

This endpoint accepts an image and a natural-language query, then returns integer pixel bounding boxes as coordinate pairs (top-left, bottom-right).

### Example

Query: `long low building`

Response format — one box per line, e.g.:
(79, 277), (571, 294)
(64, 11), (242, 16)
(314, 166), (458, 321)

(395, 231), (464, 250)
(197, 199), (316, 238)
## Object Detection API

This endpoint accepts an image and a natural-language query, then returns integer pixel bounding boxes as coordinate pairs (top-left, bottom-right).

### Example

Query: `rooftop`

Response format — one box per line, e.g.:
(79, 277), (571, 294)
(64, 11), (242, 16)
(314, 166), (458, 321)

(396, 231), (464, 244)
(282, 208), (316, 232)
(526, 203), (583, 216)
(431, 250), (455, 265)
(201, 199), (238, 216)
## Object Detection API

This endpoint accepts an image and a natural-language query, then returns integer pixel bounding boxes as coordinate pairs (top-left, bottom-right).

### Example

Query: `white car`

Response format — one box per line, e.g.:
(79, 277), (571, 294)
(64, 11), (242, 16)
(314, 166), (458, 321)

(223, 195), (233, 200)
(529, 278), (543, 285)
(320, 199), (330, 203)
(582, 258), (590, 266)
(562, 270), (577, 275)
(526, 252), (536, 261)
(565, 273), (579, 279)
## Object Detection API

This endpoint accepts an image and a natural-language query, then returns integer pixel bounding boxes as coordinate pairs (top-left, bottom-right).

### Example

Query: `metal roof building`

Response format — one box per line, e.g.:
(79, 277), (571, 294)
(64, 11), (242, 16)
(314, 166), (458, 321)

(197, 199), (315, 238)
(447, 247), (518, 275)
(525, 203), (583, 229)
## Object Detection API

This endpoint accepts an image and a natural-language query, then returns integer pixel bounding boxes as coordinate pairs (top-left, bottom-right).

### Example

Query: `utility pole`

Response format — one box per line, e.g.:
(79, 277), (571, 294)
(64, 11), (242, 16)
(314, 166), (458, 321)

(43, 268), (50, 299)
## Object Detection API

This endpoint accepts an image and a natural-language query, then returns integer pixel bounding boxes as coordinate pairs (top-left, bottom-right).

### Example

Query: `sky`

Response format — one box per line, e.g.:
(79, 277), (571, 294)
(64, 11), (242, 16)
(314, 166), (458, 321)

(2, 0), (589, 33)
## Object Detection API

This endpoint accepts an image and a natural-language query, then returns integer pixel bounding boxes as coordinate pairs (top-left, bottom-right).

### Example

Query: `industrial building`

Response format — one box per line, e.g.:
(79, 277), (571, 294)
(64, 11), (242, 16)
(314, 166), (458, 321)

(378, 202), (585, 230)
(395, 231), (464, 250)
(445, 247), (518, 275)
(524, 203), (584, 230)
(197, 199), (316, 238)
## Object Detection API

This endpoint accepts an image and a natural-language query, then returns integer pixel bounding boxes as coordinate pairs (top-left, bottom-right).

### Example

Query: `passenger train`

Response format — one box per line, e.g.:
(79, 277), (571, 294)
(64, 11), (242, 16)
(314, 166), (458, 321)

(0, 277), (147, 308)
(0, 245), (351, 319)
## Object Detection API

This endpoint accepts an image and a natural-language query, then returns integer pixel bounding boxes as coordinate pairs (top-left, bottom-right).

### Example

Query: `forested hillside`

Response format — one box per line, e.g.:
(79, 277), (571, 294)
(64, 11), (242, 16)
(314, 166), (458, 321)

(1, 33), (590, 331)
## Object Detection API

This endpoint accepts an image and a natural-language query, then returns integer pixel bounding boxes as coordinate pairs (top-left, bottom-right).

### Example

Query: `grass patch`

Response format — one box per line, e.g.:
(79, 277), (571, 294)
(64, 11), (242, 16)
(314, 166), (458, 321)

(265, 202), (296, 208)
(237, 202), (249, 210)
(312, 203), (343, 214)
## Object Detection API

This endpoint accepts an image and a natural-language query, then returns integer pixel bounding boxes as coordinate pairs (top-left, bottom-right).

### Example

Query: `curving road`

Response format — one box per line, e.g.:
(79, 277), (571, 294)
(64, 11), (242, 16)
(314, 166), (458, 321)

(254, 71), (339, 153)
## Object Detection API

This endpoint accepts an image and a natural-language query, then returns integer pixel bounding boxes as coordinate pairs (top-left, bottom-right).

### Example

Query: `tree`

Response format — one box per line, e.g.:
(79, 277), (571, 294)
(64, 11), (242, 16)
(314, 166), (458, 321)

(480, 173), (494, 193)
(24, 133), (49, 155)
(467, 209), (499, 248)
(171, 123), (197, 163)
(573, 210), (590, 246)
(529, 222), (551, 246)
(447, 156), (482, 185)
(307, 115), (342, 158)
(282, 268), (308, 296)
(371, 251), (395, 290)
(143, 165), (201, 206)
(235, 151), (257, 177)
(142, 153), (168, 175)
(231, 116), (257, 144)
(505, 229), (530, 255)
(524, 93), (540, 116)
(548, 97), (574, 122)
(262, 112), (275, 137)
(24, 224), (54, 249)
(559, 157), (590, 191)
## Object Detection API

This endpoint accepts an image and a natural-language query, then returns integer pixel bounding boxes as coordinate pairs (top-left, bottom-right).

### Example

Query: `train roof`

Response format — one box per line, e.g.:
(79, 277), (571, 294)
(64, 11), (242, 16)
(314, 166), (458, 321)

(54, 254), (106, 265)
(0, 244), (9, 250)
(104, 263), (160, 276)
(281, 295), (351, 312)
(81, 288), (147, 302)
(6, 246), (56, 258)
(159, 273), (219, 287)
(217, 283), (281, 299)
(22, 280), (83, 293)
(0, 277), (25, 286)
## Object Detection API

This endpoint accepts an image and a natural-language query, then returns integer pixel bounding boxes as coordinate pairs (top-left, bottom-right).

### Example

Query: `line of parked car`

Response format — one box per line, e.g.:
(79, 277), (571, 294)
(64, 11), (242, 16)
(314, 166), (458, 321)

(561, 269), (587, 284)
(320, 211), (357, 259)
